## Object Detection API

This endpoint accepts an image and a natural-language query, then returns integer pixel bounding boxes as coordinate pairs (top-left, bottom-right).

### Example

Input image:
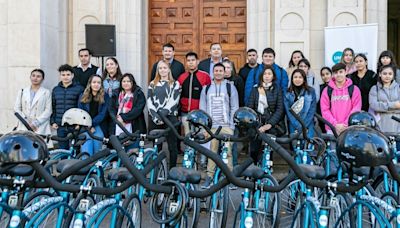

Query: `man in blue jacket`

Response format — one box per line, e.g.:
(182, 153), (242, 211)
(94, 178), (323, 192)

(244, 48), (288, 104)
(51, 64), (84, 149)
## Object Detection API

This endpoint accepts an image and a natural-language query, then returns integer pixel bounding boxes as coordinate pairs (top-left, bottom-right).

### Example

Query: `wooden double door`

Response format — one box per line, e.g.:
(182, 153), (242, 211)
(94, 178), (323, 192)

(149, 0), (247, 80)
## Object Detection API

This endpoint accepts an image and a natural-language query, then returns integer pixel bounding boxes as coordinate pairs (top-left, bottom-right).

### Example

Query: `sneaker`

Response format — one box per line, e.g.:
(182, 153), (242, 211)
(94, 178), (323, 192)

(229, 184), (238, 190)
(202, 176), (212, 189)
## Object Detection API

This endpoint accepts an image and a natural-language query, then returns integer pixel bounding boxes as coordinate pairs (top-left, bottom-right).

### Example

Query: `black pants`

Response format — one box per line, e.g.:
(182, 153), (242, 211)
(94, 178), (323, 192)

(249, 137), (274, 165)
(149, 115), (179, 169)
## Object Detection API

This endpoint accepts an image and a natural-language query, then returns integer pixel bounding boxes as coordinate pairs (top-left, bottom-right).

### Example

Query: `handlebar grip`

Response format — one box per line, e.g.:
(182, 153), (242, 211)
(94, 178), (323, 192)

(289, 109), (308, 140)
(315, 114), (338, 138)
(14, 112), (34, 131)
(392, 116), (400, 123)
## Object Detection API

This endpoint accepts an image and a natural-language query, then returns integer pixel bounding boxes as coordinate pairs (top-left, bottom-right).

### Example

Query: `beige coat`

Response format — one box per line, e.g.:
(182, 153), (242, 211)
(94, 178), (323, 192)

(14, 86), (52, 135)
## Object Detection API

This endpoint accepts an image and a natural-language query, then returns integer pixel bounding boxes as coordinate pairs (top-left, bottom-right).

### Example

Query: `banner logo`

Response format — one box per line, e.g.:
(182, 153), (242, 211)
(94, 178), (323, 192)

(332, 51), (342, 64)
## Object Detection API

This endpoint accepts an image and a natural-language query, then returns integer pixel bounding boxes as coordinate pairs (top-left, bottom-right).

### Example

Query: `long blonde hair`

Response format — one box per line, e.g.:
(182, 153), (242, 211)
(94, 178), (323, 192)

(80, 75), (105, 104)
(150, 60), (174, 87)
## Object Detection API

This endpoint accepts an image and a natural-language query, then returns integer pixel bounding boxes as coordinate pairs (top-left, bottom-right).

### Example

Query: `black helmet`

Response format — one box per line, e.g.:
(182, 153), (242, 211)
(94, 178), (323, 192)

(0, 131), (48, 164)
(186, 110), (212, 129)
(336, 126), (391, 167)
(348, 111), (377, 128)
(234, 107), (259, 130)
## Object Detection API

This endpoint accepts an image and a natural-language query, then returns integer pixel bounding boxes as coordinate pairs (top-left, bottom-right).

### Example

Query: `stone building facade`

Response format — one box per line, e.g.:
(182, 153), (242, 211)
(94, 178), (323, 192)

(0, 0), (390, 132)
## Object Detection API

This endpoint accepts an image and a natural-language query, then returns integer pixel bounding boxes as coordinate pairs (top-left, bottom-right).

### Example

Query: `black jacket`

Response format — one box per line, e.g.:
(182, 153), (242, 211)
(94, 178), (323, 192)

(226, 75), (245, 107)
(350, 70), (377, 111)
(238, 63), (258, 82)
(150, 59), (185, 81)
(109, 86), (147, 134)
(247, 83), (284, 126)
(51, 82), (84, 125)
(199, 58), (237, 75)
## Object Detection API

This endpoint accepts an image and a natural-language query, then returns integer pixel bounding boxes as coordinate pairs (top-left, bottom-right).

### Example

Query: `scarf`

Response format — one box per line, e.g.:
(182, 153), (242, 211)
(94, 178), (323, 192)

(115, 91), (134, 135)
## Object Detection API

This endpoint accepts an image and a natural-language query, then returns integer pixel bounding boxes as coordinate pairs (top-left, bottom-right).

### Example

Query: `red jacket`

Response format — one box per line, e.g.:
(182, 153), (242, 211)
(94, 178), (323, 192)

(177, 70), (211, 113)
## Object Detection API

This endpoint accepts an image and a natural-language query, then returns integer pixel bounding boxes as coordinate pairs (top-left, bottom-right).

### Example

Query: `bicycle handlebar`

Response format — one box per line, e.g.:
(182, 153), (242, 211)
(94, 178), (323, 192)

(315, 113), (339, 138)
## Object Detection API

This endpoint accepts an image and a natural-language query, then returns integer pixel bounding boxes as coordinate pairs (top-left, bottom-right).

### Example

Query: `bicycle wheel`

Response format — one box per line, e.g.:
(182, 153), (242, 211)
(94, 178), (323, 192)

(326, 192), (353, 228)
(63, 194), (96, 228)
(85, 173), (104, 202)
(379, 192), (399, 227)
(279, 179), (302, 227)
(291, 200), (317, 228)
(180, 184), (200, 228)
(254, 175), (281, 228)
(21, 191), (61, 227)
(209, 186), (228, 228)
(118, 193), (142, 228)
(373, 174), (398, 198)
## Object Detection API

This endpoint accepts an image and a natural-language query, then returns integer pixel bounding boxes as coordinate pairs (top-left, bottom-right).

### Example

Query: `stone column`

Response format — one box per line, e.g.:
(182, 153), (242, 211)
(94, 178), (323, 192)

(247, 0), (271, 55)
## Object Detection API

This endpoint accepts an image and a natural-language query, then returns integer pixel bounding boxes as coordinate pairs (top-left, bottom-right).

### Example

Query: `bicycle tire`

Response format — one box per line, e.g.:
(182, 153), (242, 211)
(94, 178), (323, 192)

(62, 193), (96, 228)
(379, 192), (399, 227)
(117, 193), (142, 228)
(209, 185), (228, 228)
(255, 174), (281, 228)
(21, 191), (60, 227)
(180, 184), (200, 228)
(279, 179), (302, 227)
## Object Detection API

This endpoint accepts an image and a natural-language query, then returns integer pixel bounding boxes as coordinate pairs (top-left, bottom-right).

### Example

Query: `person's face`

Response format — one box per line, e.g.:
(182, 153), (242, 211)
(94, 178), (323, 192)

(158, 62), (170, 78)
(380, 67), (394, 84)
(106, 59), (118, 76)
(247, 51), (257, 65)
(186, 56), (198, 71)
(292, 52), (303, 66)
(222, 62), (232, 78)
(262, 53), (275, 65)
(162, 47), (174, 60)
(292, 72), (304, 86)
(90, 76), (102, 92)
(298, 62), (309, 75)
(121, 77), (133, 91)
(79, 50), (90, 66)
(343, 51), (353, 64)
(380, 56), (392, 66)
(30, 71), (44, 86)
(354, 56), (367, 71)
(60, 71), (74, 84)
(213, 66), (225, 81)
(263, 69), (274, 83)
(210, 44), (222, 59)
(333, 69), (346, 83)
(321, 69), (332, 83)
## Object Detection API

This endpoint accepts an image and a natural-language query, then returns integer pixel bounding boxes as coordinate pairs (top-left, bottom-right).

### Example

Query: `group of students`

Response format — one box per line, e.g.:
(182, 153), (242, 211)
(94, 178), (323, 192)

(13, 43), (400, 187)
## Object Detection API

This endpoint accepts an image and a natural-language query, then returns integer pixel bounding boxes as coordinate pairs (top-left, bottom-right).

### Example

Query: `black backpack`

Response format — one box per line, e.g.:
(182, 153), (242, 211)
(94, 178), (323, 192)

(326, 84), (354, 108)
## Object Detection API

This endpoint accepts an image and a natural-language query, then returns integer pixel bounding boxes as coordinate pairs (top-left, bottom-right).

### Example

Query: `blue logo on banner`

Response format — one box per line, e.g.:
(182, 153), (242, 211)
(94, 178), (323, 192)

(332, 51), (342, 64)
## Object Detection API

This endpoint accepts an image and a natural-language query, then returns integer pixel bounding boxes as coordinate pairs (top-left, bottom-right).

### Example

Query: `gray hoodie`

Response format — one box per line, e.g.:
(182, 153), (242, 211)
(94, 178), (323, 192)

(200, 80), (239, 129)
(369, 81), (400, 132)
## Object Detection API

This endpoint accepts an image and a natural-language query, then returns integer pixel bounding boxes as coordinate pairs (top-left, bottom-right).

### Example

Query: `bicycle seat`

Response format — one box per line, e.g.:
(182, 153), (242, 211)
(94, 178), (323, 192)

(0, 164), (34, 176)
(107, 167), (133, 182)
(149, 130), (167, 143)
(169, 167), (201, 184)
(56, 159), (91, 175)
(298, 164), (326, 179)
(241, 165), (265, 180)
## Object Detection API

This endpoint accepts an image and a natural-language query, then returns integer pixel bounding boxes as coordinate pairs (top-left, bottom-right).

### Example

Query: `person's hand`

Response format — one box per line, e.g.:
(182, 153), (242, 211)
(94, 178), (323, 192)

(117, 115), (124, 123)
(29, 123), (38, 131)
(203, 131), (210, 138)
(52, 123), (58, 130)
(259, 124), (272, 133)
(335, 124), (345, 134)
(395, 102), (400, 109)
(90, 127), (96, 133)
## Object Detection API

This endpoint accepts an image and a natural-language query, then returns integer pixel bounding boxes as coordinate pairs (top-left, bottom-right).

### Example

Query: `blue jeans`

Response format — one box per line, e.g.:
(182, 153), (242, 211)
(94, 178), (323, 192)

(81, 125), (104, 156)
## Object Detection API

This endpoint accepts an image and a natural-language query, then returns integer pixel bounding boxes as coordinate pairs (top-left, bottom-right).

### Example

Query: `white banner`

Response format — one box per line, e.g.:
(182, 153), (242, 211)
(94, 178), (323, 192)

(324, 23), (378, 71)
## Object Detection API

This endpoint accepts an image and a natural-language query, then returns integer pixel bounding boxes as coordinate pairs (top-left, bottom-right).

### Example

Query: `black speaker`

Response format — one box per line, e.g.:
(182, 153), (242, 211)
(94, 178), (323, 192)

(85, 24), (116, 57)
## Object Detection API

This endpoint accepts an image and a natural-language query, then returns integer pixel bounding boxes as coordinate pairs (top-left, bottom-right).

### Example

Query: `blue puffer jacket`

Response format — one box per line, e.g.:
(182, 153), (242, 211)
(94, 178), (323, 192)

(51, 82), (84, 125)
(78, 94), (109, 127)
(283, 87), (316, 137)
(244, 63), (288, 105)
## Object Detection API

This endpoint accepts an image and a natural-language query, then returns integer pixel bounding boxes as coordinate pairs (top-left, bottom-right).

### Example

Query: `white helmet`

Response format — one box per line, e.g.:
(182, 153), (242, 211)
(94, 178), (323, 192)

(61, 108), (92, 127)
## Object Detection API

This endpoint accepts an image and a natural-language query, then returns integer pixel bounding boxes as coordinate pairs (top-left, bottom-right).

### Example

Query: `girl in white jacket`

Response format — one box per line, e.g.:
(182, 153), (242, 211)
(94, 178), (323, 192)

(14, 69), (52, 135)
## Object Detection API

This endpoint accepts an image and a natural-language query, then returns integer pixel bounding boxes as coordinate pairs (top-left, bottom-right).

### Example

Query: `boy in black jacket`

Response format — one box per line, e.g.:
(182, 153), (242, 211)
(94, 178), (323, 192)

(50, 64), (84, 149)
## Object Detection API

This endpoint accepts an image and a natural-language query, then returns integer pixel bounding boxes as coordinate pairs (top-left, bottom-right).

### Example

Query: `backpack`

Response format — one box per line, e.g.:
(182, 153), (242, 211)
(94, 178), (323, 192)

(327, 84), (354, 108)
